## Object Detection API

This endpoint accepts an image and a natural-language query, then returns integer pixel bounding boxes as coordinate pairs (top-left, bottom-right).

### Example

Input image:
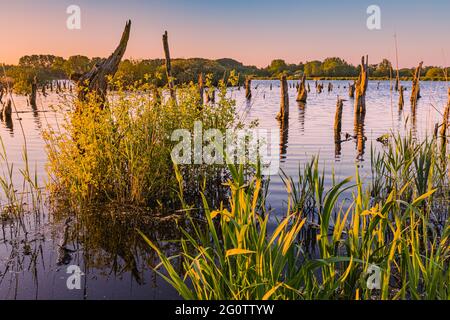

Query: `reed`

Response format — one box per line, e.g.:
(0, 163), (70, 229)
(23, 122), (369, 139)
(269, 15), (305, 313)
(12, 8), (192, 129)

(143, 133), (449, 300)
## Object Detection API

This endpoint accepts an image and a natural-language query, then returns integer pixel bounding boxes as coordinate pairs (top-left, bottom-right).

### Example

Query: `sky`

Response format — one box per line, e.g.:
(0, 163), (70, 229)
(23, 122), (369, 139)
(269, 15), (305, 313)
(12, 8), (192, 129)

(0, 0), (449, 68)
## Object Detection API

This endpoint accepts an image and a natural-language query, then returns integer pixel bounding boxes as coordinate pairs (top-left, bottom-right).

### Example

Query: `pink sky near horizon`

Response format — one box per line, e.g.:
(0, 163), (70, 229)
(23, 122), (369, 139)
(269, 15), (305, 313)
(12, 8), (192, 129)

(0, 0), (449, 68)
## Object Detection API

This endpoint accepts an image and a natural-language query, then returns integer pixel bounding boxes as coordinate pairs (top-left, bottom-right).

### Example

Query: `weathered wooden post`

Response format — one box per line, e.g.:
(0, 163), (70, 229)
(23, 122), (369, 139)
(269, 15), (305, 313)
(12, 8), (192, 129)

(317, 83), (323, 94)
(349, 82), (355, 98)
(74, 20), (131, 108)
(334, 97), (343, 140)
(296, 74), (307, 103)
(245, 76), (252, 100)
(42, 83), (47, 97)
(398, 85), (404, 110)
(163, 30), (176, 100)
(198, 73), (204, 105)
(307, 82), (310, 92)
(410, 61), (423, 113)
(270, 83), (272, 91)
(30, 76), (37, 108)
(354, 55), (369, 115)
(334, 97), (344, 157)
(276, 75), (289, 123)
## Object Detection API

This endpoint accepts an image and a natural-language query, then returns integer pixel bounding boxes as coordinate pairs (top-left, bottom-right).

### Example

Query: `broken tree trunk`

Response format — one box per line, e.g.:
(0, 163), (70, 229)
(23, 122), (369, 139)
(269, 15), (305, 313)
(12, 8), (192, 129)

(75, 20), (131, 107)
(30, 76), (37, 108)
(296, 74), (307, 103)
(276, 75), (289, 123)
(245, 76), (252, 100)
(163, 30), (176, 100)
(398, 85), (404, 110)
(410, 61), (423, 113)
(354, 55), (369, 115)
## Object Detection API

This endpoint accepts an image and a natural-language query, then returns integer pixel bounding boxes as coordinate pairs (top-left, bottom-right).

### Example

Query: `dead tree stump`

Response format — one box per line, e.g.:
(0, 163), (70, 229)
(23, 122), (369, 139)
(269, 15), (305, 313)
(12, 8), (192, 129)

(245, 76), (252, 100)
(354, 56), (369, 115)
(334, 97), (344, 140)
(163, 30), (176, 100)
(398, 85), (405, 110)
(296, 74), (307, 103)
(198, 73), (204, 105)
(410, 61), (423, 113)
(349, 82), (355, 98)
(30, 76), (37, 108)
(276, 75), (289, 123)
(73, 20), (131, 108)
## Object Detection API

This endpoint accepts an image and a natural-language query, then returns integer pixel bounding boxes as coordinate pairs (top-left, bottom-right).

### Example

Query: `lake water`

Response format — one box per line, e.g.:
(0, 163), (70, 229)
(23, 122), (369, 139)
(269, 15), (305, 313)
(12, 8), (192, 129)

(0, 80), (448, 299)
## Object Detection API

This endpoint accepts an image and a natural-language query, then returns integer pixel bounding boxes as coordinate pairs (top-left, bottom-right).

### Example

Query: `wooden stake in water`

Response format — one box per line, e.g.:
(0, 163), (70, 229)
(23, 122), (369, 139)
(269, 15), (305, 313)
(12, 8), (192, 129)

(30, 76), (37, 108)
(198, 73), (204, 105)
(410, 61), (423, 113)
(276, 75), (289, 123)
(245, 76), (252, 100)
(296, 74), (307, 103)
(398, 85), (405, 110)
(334, 97), (344, 157)
(354, 55), (369, 115)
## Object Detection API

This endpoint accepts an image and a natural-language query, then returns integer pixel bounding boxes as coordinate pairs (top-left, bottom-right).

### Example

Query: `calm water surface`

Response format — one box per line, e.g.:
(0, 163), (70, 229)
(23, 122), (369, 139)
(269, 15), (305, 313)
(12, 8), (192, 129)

(0, 80), (447, 299)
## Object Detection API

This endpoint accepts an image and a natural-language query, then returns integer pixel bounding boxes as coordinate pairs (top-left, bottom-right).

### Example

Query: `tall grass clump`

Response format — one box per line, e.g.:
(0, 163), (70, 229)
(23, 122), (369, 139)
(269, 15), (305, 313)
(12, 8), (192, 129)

(44, 73), (240, 208)
(143, 133), (449, 300)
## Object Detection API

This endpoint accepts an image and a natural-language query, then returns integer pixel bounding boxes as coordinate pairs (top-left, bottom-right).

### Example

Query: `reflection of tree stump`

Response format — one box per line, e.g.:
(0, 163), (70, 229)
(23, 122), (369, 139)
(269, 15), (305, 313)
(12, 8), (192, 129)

(354, 56), (368, 115)
(296, 74), (307, 103)
(1, 99), (12, 121)
(276, 75), (289, 123)
(410, 61), (423, 113)
(74, 20), (131, 108)
(354, 111), (366, 160)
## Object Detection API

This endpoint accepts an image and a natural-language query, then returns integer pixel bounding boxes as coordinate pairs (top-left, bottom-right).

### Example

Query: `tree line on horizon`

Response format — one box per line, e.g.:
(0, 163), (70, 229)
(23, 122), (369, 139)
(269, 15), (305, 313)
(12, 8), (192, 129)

(1, 54), (448, 94)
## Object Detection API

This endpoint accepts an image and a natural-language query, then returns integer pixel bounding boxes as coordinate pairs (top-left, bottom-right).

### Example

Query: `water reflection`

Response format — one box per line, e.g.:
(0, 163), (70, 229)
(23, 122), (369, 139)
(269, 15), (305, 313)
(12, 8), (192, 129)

(297, 101), (306, 134)
(278, 117), (289, 162)
(354, 111), (366, 161)
(0, 203), (185, 299)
